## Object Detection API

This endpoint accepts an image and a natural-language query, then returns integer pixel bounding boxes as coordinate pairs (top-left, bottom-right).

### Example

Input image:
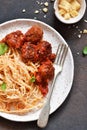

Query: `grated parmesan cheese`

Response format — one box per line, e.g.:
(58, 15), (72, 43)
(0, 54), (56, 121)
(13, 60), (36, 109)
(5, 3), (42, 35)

(43, 8), (48, 13)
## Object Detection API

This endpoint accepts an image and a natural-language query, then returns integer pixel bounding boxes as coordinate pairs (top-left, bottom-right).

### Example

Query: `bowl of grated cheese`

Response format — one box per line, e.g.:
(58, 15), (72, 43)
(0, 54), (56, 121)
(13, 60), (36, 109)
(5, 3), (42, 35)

(54, 0), (86, 24)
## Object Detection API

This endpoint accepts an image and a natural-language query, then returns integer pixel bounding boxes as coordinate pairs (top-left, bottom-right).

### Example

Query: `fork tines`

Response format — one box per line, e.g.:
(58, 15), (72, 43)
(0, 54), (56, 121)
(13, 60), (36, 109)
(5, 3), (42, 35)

(55, 44), (68, 66)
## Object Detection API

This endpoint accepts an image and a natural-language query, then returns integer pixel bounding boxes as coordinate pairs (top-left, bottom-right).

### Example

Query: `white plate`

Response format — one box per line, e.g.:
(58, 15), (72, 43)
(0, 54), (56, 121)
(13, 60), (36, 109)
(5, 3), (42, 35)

(0, 19), (74, 122)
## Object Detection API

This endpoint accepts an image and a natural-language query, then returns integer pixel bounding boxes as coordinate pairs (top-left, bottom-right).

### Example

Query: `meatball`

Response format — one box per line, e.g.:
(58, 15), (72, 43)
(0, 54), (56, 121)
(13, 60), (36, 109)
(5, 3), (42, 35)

(21, 42), (37, 62)
(4, 30), (24, 49)
(25, 25), (43, 44)
(35, 60), (54, 84)
(38, 60), (54, 80)
(36, 41), (52, 62)
(35, 60), (54, 96)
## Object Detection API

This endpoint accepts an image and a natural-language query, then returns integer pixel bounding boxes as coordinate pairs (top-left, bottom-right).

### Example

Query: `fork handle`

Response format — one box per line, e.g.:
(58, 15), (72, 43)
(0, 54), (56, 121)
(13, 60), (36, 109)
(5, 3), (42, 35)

(37, 74), (58, 128)
(37, 98), (50, 128)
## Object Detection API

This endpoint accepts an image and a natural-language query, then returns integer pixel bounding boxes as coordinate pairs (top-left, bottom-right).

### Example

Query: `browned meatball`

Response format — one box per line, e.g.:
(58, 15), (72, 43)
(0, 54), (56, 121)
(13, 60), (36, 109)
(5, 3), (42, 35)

(35, 60), (54, 83)
(3, 30), (24, 49)
(25, 25), (43, 44)
(36, 41), (52, 62)
(35, 60), (54, 96)
(21, 42), (37, 62)
(38, 60), (54, 80)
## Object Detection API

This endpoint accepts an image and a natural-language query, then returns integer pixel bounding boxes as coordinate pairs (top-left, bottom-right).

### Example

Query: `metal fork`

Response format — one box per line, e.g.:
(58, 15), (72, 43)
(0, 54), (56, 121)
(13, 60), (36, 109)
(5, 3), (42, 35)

(37, 43), (68, 128)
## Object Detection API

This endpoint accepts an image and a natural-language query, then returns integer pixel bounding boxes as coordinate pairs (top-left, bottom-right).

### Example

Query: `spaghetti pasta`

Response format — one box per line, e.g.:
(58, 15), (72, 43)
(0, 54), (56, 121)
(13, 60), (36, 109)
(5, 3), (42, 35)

(0, 48), (44, 114)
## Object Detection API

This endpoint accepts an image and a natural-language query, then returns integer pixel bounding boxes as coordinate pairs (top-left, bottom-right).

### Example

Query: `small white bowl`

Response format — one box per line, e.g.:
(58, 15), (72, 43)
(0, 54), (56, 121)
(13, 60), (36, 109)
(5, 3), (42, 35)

(54, 0), (86, 24)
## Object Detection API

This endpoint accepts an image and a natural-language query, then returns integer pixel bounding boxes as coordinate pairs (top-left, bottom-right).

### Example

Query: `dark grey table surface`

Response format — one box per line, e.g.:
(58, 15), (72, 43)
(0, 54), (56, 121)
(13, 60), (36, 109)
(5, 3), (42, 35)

(0, 0), (87, 130)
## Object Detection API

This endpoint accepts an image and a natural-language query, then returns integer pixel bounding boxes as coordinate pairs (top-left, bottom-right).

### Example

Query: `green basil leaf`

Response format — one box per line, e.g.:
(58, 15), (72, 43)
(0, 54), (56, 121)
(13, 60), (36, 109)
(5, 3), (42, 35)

(82, 46), (87, 55)
(1, 82), (6, 91)
(30, 76), (36, 83)
(0, 43), (8, 56)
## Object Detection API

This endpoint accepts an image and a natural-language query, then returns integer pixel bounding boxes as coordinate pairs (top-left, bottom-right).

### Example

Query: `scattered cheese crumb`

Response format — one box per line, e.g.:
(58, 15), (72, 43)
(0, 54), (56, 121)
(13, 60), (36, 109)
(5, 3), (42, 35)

(43, 8), (48, 13)
(84, 19), (87, 22)
(77, 52), (80, 55)
(44, 2), (49, 7)
(22, 9), (26, 13)
(83, 29), (87, 34)
(44, 15), (47, 18)
(78, 34), (81, 38)
(80, 31), (82, 33)
(34, 10), (39, 14)
(36, 1), (40, 5)
(34, 17), (37, 20)
(40, 2), (43, 5)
